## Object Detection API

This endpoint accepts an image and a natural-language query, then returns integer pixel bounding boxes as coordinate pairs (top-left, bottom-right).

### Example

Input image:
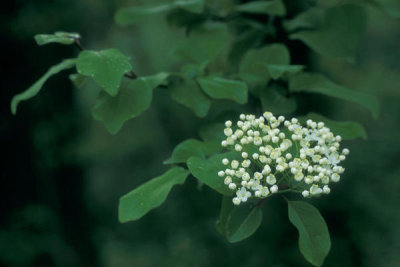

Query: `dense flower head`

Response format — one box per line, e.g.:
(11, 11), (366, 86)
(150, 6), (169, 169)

(219, 112), (350, 205)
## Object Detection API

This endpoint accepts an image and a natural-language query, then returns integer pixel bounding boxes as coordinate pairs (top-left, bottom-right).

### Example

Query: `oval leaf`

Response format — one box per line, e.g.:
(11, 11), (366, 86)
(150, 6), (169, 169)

(172, 23), (229, 64)
(235, 0), (286, 16)
(299, 113), (367, 140)
(92, 73), (168, 134)
(119, 167), (189, 223)
(260, 84), (297, 115)
(34, 31), (80, 46)
(168, 78), (211, 117)
(288, 201), (331, 267)
(216, 196), (235, 235)
(164, 139), (221, 164)
(76, 48), (132, 96)
(115, 4), (172, 26)
(199, 122), (225, 142)
(239, 43), (290, 86)
(115, 0), (204, 26)
(290, 4), (366, 61)
(11, 59), (76, 114)
(197, 76), (248, 104)
(225, 202), (263, 243)
(289, 72), (379, 118)
(187, 151), (241, 196)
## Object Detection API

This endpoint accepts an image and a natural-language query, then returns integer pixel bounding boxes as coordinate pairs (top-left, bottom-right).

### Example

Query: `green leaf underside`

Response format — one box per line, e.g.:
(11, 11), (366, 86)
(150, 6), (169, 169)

(197, 76), (248, 104)
(289, 73), (379, 118)
(239, 43), (290, 86)
(260, 85), (297, 115)
(11, 59), (76, 114)
(34, 31), (80, 46)
(172, 23), (229, 64)
(299, 113), (367, 140)
(187, 151), (241, 196)
(164, 139), (221, 164)
(225, 202), (263, 243)
(216, 196), (235, 235)
(288, 201), (331, 267)
(115, 0), (204, 25)
(92, 73), (169, 134)
(76, 48), (132, 96)
(235, 0), (286, 16)
(119, 167), (189, 223)
(290, 4), (366, 61)
(168, 78), (211, 117)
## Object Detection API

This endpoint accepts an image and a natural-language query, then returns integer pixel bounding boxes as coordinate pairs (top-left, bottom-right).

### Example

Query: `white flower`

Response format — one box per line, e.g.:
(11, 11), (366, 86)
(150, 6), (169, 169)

(232, 197), (241, 205)
(218, 112), (349, 204)
(229, 183), (237, 190)
(237, 187), (251, 202)
(270, 185), (278, 193)
(302, 190), (310, 197)
(266, 174), (276, 185)
(231, 160), (239, 169)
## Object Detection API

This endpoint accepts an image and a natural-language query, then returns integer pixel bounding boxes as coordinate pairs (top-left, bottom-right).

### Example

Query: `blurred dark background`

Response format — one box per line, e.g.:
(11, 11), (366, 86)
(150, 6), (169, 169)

(1, 0), (399, 266)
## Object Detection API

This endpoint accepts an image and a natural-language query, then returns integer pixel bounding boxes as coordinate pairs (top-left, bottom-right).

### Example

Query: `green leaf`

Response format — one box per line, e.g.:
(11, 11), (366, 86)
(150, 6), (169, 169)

(168, 78), (211, 117)
(115, 4), (172, 26)
(235, 0), (286, 16)
(76, 48), (132, 96)
(197, 76), (248, 104)
(260, 85), (297, 115)
(92, 73), (169, 134)
(299, 113), (367, 140)
(115, 0), (204, 26)
(288, 201), (331, 267)
(367, 0), (400, 19)
(11, 59), (76, 115)
(174, 0), (204, 13)
(290, 4), (366, 61)
(225, 202), (263, 243)
(216, 196), (235, 235)
(289, 72), (379, 118)
(172, 23), (229, 64)
(239, 43), (290, 86)
(199, 123), (225, 142)
(187, 151), (241, 196)
(34, 31), (80, 46)
(181, 62), (207, 79)
(119, 167), (189, 223)
(69, 73), (88, 88)
(164, 139), (221, 164)
(283, 8), (324, 32)
(266, 64), (304, 80)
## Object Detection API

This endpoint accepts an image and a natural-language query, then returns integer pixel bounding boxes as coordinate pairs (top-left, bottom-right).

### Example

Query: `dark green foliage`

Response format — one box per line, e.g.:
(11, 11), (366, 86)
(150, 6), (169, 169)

(7, 0), (396, 266)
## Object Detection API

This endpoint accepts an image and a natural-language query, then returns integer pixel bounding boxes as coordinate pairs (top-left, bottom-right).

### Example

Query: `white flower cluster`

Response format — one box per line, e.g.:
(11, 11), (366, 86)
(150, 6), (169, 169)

(218, 112), (349, 205)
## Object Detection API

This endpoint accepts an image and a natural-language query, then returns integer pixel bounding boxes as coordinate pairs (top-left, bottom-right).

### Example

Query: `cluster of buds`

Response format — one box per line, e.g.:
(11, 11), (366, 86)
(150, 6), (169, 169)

(217, 112), (349, 205)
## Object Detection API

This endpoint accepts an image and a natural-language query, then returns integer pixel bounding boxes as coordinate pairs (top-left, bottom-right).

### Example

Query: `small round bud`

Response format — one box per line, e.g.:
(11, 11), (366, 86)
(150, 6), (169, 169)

(222, 158), (229, 165)
(270, 185), (278, 193)
(302, 190), (310, 197)
(229, 183), (237, 190)
(232, 197), (241, 205)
